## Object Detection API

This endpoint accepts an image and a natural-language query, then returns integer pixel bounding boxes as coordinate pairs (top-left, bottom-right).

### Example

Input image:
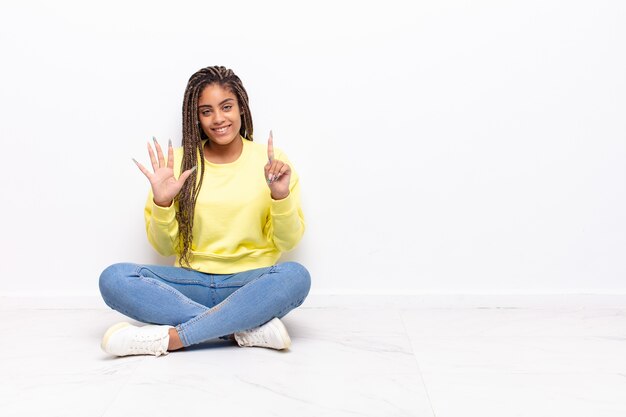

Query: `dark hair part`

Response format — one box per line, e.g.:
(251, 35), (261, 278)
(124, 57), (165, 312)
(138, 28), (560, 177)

(177, 65), (254, 267)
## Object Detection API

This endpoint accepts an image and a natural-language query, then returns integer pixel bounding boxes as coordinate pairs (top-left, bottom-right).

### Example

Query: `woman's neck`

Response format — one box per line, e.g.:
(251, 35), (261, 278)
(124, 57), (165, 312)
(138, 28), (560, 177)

(203, 136), (243, 164)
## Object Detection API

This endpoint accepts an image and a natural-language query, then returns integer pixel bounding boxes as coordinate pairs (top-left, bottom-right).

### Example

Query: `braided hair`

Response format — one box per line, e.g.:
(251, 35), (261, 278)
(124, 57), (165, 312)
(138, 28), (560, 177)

(177, 65), (254, 267)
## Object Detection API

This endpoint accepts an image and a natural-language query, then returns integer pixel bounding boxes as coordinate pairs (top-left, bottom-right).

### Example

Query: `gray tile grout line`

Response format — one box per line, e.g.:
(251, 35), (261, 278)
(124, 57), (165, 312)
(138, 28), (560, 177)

(99, 357), (146, 417)
(398, 308), (438, 417)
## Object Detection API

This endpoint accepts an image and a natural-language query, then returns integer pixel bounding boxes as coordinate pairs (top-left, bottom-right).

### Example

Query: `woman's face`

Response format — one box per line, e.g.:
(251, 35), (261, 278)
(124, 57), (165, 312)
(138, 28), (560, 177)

(197, 83), (242, 146)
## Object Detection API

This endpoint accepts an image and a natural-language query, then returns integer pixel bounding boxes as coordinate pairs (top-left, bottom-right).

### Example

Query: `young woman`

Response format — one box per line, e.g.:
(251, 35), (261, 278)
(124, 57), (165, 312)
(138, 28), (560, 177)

(98, 65), (311, 357)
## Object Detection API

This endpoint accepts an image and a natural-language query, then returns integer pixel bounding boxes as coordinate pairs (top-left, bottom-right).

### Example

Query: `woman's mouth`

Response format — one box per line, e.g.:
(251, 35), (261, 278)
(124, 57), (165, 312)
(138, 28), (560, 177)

(212, 125), (230, 135)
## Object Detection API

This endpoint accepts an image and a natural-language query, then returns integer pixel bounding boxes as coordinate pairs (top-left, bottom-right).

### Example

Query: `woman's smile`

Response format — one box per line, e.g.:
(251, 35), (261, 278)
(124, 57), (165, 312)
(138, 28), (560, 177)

(211, 124), (231, 135)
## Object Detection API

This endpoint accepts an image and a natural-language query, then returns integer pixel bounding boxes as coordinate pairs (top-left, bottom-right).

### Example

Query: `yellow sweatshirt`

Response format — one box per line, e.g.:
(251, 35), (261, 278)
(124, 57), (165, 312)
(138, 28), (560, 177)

(144, 136), (305, 273)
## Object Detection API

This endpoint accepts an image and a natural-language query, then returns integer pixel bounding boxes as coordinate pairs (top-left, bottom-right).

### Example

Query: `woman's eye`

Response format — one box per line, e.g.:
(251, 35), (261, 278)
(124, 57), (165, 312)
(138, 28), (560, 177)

(201, 110), (211, 116)
(223, 105), (232, 111)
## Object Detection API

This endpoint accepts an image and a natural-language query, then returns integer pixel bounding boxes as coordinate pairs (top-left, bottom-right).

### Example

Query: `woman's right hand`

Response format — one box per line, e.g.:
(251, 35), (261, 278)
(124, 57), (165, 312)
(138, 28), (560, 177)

(133, 137), (196, 207)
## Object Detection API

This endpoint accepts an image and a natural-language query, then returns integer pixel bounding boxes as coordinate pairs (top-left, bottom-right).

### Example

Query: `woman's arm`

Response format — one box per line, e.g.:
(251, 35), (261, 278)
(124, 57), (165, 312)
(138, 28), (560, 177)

(134, 138), (194, 256)
(144, 191), (180, 256)
(266, 150), (306, 252)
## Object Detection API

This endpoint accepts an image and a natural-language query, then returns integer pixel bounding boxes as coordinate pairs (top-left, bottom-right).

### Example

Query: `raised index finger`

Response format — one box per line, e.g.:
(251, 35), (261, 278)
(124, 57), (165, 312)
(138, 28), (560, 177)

(267, 130), (274, 162)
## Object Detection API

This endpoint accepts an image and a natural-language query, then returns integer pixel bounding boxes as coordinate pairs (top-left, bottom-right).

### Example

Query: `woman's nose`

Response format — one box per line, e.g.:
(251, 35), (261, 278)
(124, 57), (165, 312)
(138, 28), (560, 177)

(213, 110), (225, 123)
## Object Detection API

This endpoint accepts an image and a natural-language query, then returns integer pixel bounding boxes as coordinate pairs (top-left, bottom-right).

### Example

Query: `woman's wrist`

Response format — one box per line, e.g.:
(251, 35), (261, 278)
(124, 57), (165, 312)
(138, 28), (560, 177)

(154, 199), (173, 208)
(271, 192), (289, 201)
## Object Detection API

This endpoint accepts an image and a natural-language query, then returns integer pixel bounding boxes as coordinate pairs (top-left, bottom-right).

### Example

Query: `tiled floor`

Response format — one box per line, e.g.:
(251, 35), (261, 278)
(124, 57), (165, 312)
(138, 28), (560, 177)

(1, 297), (625, 416)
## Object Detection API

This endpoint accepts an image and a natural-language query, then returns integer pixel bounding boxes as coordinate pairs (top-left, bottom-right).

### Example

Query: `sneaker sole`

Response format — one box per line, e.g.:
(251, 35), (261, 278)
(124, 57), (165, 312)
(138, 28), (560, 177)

(270, 318), (292, 350)
(101, 322), (131, 352)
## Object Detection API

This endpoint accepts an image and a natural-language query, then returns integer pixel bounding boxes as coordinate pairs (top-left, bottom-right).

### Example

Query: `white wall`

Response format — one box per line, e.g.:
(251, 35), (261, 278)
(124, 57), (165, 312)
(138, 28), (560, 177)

(0, 0), (624, 296)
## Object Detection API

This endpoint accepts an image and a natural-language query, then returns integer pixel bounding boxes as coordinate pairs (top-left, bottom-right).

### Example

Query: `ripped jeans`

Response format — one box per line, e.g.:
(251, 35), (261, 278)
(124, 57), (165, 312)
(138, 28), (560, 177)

(98, 261), (311, 347)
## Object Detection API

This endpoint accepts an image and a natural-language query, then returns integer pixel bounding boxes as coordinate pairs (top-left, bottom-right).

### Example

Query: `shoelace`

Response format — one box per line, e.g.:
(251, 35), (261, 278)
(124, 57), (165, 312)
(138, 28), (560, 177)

(129, 334), (169, 356)
(239, 329), (269, 346)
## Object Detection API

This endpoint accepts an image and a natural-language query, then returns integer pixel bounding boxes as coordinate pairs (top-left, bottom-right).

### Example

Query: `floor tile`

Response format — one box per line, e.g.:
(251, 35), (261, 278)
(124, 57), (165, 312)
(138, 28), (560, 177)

(420, 372), (626, 417)
(0, 307), (434, 417)
(0, 309), (143, 417)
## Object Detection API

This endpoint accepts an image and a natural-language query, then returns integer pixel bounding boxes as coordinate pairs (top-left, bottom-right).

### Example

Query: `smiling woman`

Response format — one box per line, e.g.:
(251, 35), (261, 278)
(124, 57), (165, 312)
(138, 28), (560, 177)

(97, 66), (310, 357)
(197, 87), (242, 152)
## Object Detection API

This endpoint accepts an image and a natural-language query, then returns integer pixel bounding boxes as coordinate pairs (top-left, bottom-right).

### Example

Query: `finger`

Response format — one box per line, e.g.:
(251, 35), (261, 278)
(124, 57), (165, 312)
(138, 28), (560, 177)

(266, 160), (277, 183)
(264, 161), (271, 183)
(153, 136), (166, 168)
(177, 166), (197, 187)
(167, 139), (174, 169)
(147, 142), (158, 171)
(274, 163), (290, 181)
(132, 158), (152, 180)
(267, 130), (274, 162)
(268, 160), (284, 183)
(265, 161), (280, 184)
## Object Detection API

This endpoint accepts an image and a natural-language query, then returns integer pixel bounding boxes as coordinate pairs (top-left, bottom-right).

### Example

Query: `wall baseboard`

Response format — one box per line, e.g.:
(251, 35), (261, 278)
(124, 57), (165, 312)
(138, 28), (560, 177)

(1, 291), (626, 309)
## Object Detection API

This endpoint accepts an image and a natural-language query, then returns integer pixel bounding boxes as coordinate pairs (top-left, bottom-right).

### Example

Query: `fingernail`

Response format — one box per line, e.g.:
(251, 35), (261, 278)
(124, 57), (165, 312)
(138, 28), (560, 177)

(270, 129), (273, 138)
(132, 158), (138, 164)
(191, 166), (197, 172)
(168, 139), (172, 147)
(153, 136), (157, 144)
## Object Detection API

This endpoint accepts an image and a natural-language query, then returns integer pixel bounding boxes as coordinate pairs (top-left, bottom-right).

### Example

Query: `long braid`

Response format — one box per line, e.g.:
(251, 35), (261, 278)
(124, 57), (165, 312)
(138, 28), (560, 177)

(176, 66), (254, 267)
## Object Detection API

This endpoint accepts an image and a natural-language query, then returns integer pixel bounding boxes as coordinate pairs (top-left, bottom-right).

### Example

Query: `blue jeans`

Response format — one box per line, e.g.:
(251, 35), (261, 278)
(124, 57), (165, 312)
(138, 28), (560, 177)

(99, 262), (311, 347)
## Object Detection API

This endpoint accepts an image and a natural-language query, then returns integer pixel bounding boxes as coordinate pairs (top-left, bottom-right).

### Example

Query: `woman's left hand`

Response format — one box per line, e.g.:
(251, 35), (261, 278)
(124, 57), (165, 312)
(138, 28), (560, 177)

(265, 131), (291, 200)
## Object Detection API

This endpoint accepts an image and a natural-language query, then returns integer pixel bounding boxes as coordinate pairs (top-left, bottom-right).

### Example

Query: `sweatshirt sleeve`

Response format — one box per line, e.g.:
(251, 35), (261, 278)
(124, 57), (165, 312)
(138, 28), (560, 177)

(268, 151), (306, 252)
(143, 147), (185, 256)
(144, 190), (180, 256)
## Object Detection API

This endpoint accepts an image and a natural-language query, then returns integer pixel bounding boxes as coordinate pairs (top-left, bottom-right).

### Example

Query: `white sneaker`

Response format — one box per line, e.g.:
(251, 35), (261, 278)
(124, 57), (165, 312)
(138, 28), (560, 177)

(233, 317), (292, 350)
(101, 322), (173, 357)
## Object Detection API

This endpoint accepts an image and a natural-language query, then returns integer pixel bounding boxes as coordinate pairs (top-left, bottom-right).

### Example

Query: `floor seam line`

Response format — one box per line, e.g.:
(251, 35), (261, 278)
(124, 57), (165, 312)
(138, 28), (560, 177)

(398, 308), (438, 417)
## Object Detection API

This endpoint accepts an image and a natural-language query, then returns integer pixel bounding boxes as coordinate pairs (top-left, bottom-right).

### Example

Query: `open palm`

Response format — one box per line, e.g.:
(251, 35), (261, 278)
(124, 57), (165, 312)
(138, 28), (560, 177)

(133, 138), (196, 207)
